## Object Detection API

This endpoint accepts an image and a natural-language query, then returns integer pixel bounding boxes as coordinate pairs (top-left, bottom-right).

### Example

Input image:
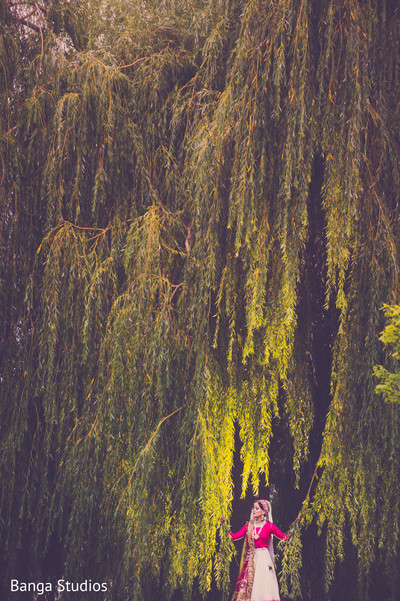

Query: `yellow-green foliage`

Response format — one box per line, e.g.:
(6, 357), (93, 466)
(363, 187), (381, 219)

(375, 305), (400, 404)
(1, 0), (400, 599)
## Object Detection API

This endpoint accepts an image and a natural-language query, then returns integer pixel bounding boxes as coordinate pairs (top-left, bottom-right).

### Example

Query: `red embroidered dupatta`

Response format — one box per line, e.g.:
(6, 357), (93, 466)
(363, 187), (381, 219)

(231, 522), (256, 601)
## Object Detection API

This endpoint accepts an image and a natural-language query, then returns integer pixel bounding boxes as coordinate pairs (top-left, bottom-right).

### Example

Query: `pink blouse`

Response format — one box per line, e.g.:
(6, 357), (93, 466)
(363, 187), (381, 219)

(230, 522), (287, 548)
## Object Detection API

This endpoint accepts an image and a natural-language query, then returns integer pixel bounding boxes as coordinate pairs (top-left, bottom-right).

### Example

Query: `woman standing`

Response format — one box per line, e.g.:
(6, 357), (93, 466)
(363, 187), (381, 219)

(221, 500), (287, 601)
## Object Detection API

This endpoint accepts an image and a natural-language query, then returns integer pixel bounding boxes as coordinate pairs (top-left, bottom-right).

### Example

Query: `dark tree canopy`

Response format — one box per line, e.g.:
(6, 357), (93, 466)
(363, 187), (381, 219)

(1, 0), (400, 599)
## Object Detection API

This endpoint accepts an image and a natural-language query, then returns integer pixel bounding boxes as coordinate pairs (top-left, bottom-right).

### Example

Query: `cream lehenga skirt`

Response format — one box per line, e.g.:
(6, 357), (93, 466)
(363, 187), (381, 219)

(250, 548), (280, 601)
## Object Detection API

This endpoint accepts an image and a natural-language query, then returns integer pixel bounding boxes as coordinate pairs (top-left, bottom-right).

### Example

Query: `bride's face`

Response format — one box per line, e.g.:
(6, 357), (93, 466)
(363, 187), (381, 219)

(252, 503), (266, 520)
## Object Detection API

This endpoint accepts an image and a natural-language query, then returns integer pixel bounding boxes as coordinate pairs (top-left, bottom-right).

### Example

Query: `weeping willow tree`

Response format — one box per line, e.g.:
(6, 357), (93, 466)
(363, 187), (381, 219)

(1, 0), (400, 599)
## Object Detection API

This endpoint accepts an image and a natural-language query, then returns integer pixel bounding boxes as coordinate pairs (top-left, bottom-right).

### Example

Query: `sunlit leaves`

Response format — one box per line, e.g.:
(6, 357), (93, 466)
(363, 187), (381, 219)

(1, 0), (400, 599)
(375, 305), (400, 404)
(280, 526), (303, 599)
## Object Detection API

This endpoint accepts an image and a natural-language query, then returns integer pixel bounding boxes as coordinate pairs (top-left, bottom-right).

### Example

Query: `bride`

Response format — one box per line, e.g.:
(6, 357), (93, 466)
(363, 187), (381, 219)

(221, 499), (287, 601)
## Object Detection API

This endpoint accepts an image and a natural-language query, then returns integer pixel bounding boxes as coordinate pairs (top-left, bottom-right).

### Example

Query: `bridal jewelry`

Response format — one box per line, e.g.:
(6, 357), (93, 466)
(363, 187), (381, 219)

(253, 520), (265, 540)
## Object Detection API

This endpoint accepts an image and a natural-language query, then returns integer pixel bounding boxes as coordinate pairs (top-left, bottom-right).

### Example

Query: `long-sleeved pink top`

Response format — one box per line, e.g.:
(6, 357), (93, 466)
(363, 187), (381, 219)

(230, 522), (287, 548)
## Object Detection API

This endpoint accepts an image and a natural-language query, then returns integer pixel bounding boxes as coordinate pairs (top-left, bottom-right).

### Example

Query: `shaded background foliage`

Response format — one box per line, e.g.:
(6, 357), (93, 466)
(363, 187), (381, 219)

(1, 0), (400, 599)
